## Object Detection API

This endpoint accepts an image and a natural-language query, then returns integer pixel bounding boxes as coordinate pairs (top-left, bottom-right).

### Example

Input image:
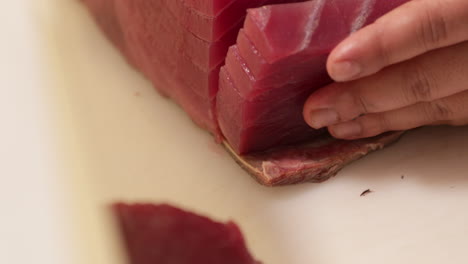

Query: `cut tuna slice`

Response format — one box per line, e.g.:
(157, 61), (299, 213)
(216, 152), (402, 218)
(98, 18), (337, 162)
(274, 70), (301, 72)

(114, 203), (260, 264)
(217, 67), (324, 153)
(227, 132), (404, 186)
(218, 0), (410, 154)
(183, 0), (237, 16)
(176, 56), (222, 98)
(110, 0), (225, 132)
(110, 0), (220, 131)
(118, 0), (236, 72)
(160, 1), (242, 70)
(244, 0), (346, 63)
(171, 75), (219, 132)
(165, 0), (268, 42)
(166, 0), (305, 42)
(244, 0), (410, 63)
(225, 46), (330, 98)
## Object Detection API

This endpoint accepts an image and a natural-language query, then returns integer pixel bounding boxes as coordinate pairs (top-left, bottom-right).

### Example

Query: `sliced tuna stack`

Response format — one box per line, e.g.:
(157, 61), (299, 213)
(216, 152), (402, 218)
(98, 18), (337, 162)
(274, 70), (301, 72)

(114, 203), (260, 264)
(82, 0), (410, 185)
(218, 0), (409, 154)
(82, 0), (303, 134)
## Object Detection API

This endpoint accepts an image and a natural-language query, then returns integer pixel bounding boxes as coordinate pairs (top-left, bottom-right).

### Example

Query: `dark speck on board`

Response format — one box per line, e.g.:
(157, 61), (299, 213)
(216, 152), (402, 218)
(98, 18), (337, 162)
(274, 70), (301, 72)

(360, 189), (373, 197)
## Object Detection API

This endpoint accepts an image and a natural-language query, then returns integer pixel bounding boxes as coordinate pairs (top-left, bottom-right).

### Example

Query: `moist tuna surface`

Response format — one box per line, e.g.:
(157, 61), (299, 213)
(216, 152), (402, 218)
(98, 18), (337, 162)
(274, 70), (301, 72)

(114, 203), (260, 264)
(218, 0), (410, 154)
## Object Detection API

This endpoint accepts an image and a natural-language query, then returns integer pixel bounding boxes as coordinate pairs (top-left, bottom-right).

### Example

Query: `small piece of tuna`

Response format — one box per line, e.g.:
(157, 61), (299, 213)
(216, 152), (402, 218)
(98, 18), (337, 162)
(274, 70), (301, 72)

(113, 203), (260, 264)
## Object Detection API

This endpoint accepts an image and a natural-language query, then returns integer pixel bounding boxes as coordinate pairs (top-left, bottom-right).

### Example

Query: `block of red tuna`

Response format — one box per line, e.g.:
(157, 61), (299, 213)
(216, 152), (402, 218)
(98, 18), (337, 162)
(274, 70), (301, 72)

(82, 0), (409, 185)
(217, 0), (410, 154)
(113, 203), (260, 264)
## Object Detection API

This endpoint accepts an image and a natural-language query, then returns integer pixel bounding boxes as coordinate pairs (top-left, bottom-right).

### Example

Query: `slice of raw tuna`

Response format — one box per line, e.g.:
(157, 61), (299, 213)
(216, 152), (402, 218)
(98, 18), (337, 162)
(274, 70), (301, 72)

(113, 203), (260, 264)
(166, 0), (306, 42)
(227, 132), (404, 186)
(116, 0), (232, 74)
(217, 65), (326, 153)
(165, 0), (267, 42)
(99, 0), (224, 131)
(183, 0), (237, 16)
(218, 0), (410, 154)
(163, 0), (305, 68)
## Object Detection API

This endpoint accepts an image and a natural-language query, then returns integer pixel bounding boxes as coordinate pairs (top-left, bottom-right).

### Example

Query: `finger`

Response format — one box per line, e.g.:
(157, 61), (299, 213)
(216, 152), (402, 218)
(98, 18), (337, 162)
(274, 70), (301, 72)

(448, 119), (468, 126)
(304, 41), (468, 129)
(327, 90), (468, 139)
(327, 0), (468, 82)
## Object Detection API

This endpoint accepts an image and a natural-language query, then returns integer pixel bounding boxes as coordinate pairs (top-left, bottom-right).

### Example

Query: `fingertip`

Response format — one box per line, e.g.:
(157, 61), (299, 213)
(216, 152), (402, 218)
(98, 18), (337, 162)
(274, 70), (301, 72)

(328, 121), (363, 140)
(306, 109), (340, 129)
(303, 83), (353, 129)
(303, 88), (327, 114)
(303, 91), (330, 129)
(328, 60), (363, 82)
(303, 96), (322, 129)
(327, 40), (363, 82)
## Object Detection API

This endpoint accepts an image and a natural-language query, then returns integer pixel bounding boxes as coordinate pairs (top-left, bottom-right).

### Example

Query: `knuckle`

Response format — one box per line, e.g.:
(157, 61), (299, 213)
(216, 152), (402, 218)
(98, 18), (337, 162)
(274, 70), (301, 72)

(403, 62), (436, 102)
(416, 4), (449, 50)
(361, 114), (390, 136)
(424, 101), (454, 122)
(373, 24), (393, 66)
(334, 84), (373, 120)
(366, 18), (394, 66)
(348, 83), (378, 115)
(353, 93), (372, 114)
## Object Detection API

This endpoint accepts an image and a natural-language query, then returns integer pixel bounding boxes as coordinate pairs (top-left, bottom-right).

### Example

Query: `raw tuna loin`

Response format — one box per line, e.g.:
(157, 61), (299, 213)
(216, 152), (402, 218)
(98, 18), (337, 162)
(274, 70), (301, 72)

(82, 0), (409, 185)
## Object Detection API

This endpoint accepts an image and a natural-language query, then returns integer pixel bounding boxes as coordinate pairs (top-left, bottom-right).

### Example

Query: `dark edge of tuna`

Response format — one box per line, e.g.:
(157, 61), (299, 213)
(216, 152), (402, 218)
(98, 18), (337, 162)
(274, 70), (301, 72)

(224, 132), (405, 186)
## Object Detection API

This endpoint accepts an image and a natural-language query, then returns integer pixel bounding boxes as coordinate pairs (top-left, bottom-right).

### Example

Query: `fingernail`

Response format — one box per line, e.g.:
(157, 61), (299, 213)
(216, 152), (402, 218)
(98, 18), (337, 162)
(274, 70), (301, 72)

(308, 109), (339, 129)
(330, 122), (362, 138)
(330, 61), (362, 82)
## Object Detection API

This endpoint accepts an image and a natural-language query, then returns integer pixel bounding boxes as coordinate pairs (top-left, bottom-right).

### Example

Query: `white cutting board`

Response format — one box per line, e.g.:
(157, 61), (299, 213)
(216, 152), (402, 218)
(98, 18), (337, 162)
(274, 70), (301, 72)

(31, 0), (468, 263)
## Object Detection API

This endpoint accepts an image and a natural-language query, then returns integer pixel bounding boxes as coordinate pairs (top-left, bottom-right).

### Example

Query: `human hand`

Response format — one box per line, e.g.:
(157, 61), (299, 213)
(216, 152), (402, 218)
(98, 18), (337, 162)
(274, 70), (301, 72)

(303, 0), (468, 140)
